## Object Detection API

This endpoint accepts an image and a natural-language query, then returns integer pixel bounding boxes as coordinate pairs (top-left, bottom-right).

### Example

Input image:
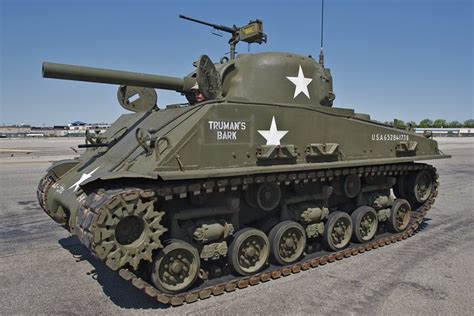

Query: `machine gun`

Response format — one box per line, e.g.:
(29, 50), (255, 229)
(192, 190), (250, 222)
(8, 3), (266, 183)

(179, 15), (267, 59)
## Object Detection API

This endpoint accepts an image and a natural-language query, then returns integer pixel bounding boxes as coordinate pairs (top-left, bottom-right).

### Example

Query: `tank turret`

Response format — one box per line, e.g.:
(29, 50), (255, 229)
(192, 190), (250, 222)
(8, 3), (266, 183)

(219, 52), (335, 107)
(44, 51), (336, 109)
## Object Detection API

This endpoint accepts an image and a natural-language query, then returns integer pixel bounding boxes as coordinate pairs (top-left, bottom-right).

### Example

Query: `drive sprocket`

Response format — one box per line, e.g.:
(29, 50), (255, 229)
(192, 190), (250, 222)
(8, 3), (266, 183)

(76, 188), (167, 271)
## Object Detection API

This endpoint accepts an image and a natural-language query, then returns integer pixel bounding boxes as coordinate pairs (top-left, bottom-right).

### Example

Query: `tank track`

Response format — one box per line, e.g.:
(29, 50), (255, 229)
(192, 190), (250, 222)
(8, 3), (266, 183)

(75, 162), (438, 306)
(37, 175), (70, 227)
(37, 174), (54, 213)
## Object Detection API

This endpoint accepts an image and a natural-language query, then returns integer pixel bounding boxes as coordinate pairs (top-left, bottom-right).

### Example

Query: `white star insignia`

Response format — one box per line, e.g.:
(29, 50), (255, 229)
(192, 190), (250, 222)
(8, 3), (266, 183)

(69, 167), (100, 192)
(286, 65), (313, 99)
(258, 116), (288, 145)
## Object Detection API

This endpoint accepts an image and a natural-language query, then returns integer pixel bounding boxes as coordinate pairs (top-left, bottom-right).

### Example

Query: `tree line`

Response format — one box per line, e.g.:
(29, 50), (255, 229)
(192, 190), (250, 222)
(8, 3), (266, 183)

(383, 119), (474, 129)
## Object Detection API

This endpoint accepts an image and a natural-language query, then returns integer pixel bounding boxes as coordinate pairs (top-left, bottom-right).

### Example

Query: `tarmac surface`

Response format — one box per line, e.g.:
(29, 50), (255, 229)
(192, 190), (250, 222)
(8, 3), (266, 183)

(0, 137), (473, 315)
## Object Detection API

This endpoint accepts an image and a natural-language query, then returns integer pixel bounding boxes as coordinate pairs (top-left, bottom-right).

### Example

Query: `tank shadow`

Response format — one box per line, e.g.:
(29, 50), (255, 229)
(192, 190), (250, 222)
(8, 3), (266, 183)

(18, 199), (42, 211)
(58, 236), (169, 310)
(412, 217), (431, 236)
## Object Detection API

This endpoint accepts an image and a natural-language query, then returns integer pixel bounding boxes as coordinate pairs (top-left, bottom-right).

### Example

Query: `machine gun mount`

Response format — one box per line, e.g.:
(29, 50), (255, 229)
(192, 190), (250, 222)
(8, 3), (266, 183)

(179, 15), (267, 59)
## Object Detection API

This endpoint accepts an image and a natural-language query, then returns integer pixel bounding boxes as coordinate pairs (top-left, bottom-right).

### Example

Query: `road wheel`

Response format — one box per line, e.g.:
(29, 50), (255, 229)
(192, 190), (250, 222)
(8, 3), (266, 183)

(229, 228), (269, 276)
(269, 221), (306, 265)
(351, 206), (378, 243)
(151, 241), (200, 294)
(387, 199), (412, 233)
(323, 211), (352, 251)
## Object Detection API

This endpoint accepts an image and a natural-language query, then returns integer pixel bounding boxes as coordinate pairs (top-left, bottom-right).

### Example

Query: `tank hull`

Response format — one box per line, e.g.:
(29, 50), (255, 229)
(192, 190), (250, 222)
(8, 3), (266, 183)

(39, 100), (448, 303)
(43, 100), (447, 225)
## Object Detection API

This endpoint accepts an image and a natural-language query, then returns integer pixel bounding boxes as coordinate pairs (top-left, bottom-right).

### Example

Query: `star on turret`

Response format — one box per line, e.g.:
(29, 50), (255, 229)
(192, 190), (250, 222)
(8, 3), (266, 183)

(286, 65), (313, 99)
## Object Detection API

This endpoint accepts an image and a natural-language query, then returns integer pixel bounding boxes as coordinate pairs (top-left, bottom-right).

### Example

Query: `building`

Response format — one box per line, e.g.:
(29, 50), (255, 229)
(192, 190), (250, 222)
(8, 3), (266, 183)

(66, 121), (110, 136)
(0, 121), (110, 138)
(0, 125), (32, 138)
(415, 128), (474, 137)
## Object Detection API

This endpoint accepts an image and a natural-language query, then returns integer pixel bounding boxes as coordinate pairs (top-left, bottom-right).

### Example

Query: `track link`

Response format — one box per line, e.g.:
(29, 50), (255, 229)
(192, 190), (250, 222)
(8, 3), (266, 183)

(76, 162), (438, 306)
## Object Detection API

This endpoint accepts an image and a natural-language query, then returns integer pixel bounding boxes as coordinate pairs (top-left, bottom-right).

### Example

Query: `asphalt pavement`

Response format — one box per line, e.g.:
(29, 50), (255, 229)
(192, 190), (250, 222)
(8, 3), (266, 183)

(0, 137), (473, 315)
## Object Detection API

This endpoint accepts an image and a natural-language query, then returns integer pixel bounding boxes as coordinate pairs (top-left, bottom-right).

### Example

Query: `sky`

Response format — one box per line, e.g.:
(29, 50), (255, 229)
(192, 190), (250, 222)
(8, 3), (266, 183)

(1, 0), (472, 126)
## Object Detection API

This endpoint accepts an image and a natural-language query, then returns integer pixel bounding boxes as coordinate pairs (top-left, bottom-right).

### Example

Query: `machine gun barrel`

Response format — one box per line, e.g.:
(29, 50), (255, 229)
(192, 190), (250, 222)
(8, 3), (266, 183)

(42, 62), (192, 92)
(179, 15), (235, 34)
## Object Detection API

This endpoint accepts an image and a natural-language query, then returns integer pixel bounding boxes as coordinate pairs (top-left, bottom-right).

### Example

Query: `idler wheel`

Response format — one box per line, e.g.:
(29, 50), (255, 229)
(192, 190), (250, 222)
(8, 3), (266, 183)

(151, 241), (200, 294)
(408, 170), (434, 206)
(387, 199), (412, 233)
(269, 221), (306, 265)
(351, 206), (378, 243)
(256, 182), (281, 211)
(229, 228), (269, 276)
(323, 211), (352, 251)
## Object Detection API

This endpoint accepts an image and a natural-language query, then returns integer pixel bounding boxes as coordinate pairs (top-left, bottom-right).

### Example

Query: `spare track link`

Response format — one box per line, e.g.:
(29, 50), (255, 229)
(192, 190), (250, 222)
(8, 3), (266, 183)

(78, 162), (438, 306)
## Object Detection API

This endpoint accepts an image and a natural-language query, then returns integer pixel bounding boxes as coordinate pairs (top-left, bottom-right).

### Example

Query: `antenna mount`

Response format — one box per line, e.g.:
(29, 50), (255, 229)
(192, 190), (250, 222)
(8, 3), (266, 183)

(319, 0), (325, 66)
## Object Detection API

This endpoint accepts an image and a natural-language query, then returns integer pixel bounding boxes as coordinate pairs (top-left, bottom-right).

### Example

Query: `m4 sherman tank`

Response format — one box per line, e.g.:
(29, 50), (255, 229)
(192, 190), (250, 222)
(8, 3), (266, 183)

(38, 15), (449, 305)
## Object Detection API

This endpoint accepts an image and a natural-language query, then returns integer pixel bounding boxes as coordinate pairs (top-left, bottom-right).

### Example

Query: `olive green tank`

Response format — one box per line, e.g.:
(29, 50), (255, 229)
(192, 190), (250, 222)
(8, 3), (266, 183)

(37, 16), (449, 304)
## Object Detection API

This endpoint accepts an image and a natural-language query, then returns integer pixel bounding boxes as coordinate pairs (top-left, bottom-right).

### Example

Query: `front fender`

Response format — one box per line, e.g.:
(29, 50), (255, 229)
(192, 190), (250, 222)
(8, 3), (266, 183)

(47, 159), (80, 180)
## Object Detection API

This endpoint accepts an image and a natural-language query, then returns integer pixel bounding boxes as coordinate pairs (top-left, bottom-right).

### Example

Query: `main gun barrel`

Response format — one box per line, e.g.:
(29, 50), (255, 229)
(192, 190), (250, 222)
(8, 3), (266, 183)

(42, 62), (193, 93)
